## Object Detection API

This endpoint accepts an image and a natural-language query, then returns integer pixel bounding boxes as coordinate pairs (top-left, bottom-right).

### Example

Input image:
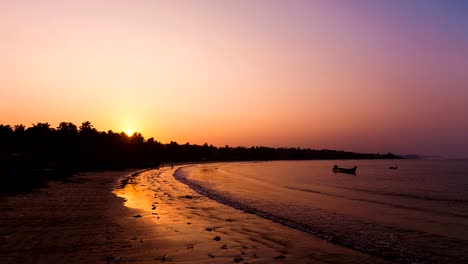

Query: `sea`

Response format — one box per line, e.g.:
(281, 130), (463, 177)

(174, 160), (468, 263)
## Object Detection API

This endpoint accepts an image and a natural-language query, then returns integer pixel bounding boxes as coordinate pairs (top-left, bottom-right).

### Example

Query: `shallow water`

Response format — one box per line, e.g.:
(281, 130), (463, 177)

(175, 160), (468, 263)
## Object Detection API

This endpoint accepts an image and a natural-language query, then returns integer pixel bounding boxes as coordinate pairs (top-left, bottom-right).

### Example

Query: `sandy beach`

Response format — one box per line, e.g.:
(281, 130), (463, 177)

(0, 167), (391, 263)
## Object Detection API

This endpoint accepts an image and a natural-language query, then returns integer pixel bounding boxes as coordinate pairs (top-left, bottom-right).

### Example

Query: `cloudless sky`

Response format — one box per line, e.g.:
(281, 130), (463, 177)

(1, 0), (467, 158)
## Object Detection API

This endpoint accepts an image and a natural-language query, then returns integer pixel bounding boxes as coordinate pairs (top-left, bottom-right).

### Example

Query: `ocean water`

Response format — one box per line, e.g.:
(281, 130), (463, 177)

(174, 160), (468, 263)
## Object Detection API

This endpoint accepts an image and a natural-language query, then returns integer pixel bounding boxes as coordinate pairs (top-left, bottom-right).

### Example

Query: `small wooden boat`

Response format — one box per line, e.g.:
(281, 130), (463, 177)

(389, 166), (398, 170)
(333, 165), (357, 174)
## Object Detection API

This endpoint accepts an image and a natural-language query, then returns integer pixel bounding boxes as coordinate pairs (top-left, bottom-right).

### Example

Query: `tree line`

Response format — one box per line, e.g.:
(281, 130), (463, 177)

(0, 121), (399, 192)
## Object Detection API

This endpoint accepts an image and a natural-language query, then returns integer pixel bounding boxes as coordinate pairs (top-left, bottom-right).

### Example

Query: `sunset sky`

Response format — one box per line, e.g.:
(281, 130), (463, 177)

(1, 1), (467, 158)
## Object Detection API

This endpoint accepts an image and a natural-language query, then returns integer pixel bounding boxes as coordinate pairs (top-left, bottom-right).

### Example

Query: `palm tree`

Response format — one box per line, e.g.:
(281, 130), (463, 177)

(79, 121), (95, 133)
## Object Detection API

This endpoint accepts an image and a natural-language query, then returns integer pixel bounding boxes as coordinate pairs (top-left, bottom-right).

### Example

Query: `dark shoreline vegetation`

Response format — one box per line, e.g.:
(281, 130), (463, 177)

(0, 121), (399, 193)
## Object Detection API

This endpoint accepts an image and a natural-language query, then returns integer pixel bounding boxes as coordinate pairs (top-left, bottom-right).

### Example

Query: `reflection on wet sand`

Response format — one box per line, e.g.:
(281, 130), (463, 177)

(114, 167), (392, 264)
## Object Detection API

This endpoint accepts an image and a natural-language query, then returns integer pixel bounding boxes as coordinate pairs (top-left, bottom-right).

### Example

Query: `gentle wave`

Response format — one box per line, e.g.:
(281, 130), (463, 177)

(324, 184), (468, 204)
(285, 186), (468, 219)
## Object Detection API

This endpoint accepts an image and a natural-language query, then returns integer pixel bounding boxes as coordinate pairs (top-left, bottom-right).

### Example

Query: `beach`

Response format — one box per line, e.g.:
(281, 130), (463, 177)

(0, 166), (391, 263)
(2, 1), (466, 262)
(175, 161), (468, 263)
(0, 170), (145, 263)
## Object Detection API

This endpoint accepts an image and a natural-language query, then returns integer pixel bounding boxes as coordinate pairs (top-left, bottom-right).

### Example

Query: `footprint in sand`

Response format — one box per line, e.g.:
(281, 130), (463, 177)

(234, 256), (244, 263)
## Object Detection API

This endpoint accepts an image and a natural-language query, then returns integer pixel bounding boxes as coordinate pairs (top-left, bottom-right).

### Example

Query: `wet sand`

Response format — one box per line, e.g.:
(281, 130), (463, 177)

(0, 167), (392, 263)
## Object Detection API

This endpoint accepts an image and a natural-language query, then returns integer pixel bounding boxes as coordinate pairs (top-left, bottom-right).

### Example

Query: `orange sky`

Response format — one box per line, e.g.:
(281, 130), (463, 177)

(1, 1), (468, 157)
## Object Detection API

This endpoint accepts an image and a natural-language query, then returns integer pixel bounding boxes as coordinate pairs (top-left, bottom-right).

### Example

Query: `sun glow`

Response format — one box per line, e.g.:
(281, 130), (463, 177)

(125, 130), (134, 136)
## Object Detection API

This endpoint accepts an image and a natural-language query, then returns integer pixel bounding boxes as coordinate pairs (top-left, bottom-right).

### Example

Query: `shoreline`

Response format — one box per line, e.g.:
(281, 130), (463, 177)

(1, 166), (392, 263)
(114, 166), (392, 263)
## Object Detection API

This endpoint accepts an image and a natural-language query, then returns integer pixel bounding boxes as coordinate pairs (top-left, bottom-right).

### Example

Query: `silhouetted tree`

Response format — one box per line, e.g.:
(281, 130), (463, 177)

(79, 121), (94, 132)
(0, 120), (400, 192)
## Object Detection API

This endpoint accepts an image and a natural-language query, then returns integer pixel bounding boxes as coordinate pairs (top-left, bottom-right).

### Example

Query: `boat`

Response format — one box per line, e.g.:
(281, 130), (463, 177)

(389, 166), (398, 169)
(332, 165), (357, 174)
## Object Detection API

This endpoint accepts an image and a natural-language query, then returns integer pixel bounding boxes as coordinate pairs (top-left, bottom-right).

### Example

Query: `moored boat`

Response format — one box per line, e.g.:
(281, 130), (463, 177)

(332, 165), (357, 174)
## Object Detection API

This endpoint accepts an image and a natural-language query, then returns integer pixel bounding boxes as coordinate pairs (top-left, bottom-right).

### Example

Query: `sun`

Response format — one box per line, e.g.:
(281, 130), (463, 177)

(125, 129), (134, 136)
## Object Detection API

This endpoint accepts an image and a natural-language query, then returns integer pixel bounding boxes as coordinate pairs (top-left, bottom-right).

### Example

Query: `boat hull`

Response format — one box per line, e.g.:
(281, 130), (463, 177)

(333, 165), (357, 175)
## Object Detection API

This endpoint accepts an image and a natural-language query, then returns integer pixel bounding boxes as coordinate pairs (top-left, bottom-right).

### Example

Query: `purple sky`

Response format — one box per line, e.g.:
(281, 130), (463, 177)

(1, 1), (468, 157)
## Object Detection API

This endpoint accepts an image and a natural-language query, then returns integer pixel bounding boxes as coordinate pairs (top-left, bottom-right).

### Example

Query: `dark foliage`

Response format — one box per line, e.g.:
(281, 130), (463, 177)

(0, 121), (399, 192)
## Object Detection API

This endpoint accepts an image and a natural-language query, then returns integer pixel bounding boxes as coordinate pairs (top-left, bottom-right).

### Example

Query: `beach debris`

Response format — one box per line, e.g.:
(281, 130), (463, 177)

(225, 218), (234, 222)
(104, 255), (115, 264)
(221, 244), (228, 249)
(152, 205), (156, 210)
(208, 253), (215, 258)
(133, 214), (142, 218)
(104, 255), (125, 264)
(274, 255), (286, 259)
(234, 256), (244, 263)
(157, 255), (169, 263)
(214, 236), (221, 241)
(205, 227), (214, 231)
(186, 243), (194, 250)
(181, 195), (193, 199)
(187, 222), (192, 225)
(253, 253), (257, 258)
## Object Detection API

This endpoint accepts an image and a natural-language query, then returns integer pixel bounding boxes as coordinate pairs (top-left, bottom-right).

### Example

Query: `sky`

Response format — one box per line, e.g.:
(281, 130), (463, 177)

(1, 0), (467, 158)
